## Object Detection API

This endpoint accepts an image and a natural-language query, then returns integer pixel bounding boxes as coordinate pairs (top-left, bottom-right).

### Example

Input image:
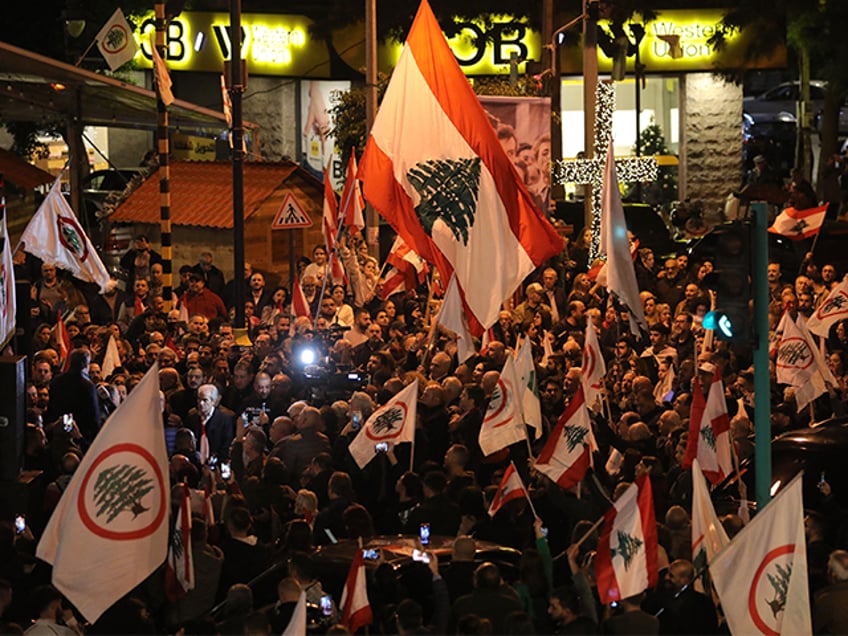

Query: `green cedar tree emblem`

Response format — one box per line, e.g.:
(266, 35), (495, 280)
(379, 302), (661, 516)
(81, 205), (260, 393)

(700, 424), (717, 450)
(93, 464), (154, 523)
(765, 562), (792, 618)
(373, 406), (404, 435)
(106, 27), (127, 50)
(563, 424), (589, 452)
(612, 531), (643, 570)
(407, 158), (481, 245)
(170, 524), (185, 558)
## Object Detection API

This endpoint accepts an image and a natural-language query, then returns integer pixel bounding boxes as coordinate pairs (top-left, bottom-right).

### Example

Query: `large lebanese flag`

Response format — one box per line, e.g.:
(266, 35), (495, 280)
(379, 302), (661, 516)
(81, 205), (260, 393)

(36, 364), (169, 623)
(710, 474), (810, 636)
(534, 385), (597, 490)
(769, 204), (827, 240)
(358, 0), (562, 333)
(340, 548), (373, 633)
(596, 475), (658, 604)
(683, 370), (732, 485)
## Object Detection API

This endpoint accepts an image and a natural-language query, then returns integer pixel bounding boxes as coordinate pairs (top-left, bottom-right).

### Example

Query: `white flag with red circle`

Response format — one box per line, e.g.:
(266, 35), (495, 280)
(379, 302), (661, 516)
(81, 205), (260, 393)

(348, 380), (418, 468)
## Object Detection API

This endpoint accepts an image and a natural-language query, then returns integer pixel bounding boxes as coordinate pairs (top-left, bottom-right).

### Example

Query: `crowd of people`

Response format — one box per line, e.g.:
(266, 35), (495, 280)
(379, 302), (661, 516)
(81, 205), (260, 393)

(3, 220), (848, 636)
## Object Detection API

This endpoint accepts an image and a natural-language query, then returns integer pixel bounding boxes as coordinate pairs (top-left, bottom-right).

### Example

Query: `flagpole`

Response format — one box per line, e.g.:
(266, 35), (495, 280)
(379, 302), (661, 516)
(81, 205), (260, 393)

(314, 212), (348, 324)
(74, 38), (98, 67)
(573, 515), (604, 548)
(409, 435), (415, 472)
(512, 461), (539, 520)
(801, 230), (824, 276)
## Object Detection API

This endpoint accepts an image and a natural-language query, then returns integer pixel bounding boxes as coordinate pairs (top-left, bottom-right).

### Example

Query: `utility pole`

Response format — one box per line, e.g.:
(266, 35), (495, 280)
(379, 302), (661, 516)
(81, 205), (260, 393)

(154, 1), (173, 311)
(230, 0), (246, 329)
(582, 0), (599, 237)
(365, 0), (380, 259)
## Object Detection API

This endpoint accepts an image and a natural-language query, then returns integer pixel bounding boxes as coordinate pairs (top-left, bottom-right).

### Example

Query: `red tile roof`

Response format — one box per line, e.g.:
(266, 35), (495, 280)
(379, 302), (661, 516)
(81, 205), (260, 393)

(111, 161), (301, 228)
(0, 148), (54, 190)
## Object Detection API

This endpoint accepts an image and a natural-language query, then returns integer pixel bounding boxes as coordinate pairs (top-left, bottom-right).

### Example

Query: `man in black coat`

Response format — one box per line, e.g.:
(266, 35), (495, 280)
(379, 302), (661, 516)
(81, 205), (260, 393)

(186, 384), (235, 463)
(45, 348), (102, 449)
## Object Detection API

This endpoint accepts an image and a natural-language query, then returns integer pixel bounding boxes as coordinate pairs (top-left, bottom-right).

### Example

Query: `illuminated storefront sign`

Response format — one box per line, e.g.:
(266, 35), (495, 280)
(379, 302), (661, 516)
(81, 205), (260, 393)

(561, 9), (785, 74)
(132, 12), (540, 77)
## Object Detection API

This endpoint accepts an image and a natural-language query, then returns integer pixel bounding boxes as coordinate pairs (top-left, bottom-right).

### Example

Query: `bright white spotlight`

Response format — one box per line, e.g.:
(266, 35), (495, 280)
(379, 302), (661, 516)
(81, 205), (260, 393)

(299, 347), (317, 366)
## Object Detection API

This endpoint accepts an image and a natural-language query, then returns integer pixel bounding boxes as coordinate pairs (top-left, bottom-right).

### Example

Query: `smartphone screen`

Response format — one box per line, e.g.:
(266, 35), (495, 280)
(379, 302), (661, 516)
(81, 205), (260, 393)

(219, 461), (232, 480)
(320, 594), (333, 616)
(351, 410), (363, 430)
(412, 549), (430, 564)
(419, 522), (430, 546)
(14, 515), (25, 534)
(363, 548), (380, 560)
(375, 442), (388, 453)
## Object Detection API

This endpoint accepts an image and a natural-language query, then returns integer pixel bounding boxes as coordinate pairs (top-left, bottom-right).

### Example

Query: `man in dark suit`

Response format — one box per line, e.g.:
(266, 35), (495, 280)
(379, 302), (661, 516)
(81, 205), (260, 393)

(541, 267), (567, 324)
(45, 348), (102, 449)
(186, 384), (235, 463)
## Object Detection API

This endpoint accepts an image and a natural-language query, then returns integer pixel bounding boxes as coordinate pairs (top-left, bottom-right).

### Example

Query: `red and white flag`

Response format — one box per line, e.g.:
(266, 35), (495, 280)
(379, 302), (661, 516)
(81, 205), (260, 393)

(291, 273), (311, 319)
(581, 322), (606, 412)
(691, 458), (729, 592)
(534, 385), (597, 490)
(775, 310), (836, 412)
(435, 274), (475, 363)
(0, 194), (16, 350)
(165, 483), (194, 601)
(479, 355), (527, 456)
(683, 370), (732, 485)
(340, 548), (373, 633)
(710, 473), (810, 636)
(220, 74), (233, 127)
(54, 312), (72, 373)
(806, 276), (848, 337)
(348, 380), (418, 468)
(358, 0), (562, 334)
(36, 364), (169, 623)
(95, 8), (137, 71)
(599, 139), (647, 333)
(596, 475), (658, 604)
(20, 177), (111, 293)
(514, 336), (542, 440)
(487, 462), (529, 518)
(381, 235), (430, 300)
(339, 152), (365, 235)
(769, 204), (827, 240)
(322, 168), (346, 286)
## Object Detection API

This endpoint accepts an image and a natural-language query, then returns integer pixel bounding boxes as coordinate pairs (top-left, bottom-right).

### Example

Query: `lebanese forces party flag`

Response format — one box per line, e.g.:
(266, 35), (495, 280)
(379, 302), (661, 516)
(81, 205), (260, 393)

(95, 8), (137, 71)
(164, 483), (194, 601)
(359, 0), (563, 334)
(36, 364), (169, 623)
(534, 385), (597, 490)
(691, 458), (729, 593)
(348, 380), (418, 468)
(682, 370), (732, 485)
(20, 177), (111, 293)
(775, 310), (836, 412)
(340, 548), (373, 633)
(581, 321), (606, 412)
(381, 235), (429, 300)
(710, 473), (811, 636)
(806, 276), (848, 337)
(479, 355), (527, 456)
(322, 169), (347, 286)
(487, 462), (529, 518)
(596, 475), (659, 604)
(768, 204), (827, 240)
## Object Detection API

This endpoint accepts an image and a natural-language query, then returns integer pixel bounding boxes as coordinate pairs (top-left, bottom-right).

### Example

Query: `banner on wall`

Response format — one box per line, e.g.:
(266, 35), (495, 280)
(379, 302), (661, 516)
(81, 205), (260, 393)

(300, 80), (351, 191)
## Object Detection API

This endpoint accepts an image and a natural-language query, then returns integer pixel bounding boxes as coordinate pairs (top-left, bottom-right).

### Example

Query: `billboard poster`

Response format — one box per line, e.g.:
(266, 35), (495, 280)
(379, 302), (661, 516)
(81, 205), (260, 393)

(300, 79), (351, 191)
(478, 95), (551, 214)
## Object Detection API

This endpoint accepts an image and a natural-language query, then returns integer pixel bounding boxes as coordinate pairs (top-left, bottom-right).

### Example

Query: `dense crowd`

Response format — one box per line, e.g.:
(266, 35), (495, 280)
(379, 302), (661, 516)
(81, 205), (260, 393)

(3, 220), (848, 636)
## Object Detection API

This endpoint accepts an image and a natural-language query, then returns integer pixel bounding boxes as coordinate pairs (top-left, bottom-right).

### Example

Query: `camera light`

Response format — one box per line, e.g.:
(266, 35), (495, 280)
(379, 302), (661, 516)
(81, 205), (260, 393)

(298, 346), (317, 366)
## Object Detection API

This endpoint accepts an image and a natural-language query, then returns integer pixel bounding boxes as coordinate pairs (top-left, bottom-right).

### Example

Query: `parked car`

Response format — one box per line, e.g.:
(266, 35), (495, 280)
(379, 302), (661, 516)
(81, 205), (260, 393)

(742, 80), (848, 133)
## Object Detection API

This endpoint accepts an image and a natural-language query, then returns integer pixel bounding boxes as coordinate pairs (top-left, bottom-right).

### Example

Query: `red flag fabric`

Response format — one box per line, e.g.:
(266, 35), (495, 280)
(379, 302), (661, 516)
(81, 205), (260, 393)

(534, 385), (596, 490)
(683, 371), (732, 485)
(358, 0), (563, 334)
(340, 151), (365, 235)
(487, 462), (529, 518)
(165, 483), (194, 601)
(596, 475), (659, 604)
(291, 273), (311, 319)
(340, 549), (373, 633)
(55, 312), (72, 372)
(322, 169), (346, 285)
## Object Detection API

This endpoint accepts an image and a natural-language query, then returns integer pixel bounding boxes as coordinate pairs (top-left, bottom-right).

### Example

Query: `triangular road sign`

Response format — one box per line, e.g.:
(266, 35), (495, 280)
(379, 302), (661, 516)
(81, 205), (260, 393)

(271, 192), (313, 229)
